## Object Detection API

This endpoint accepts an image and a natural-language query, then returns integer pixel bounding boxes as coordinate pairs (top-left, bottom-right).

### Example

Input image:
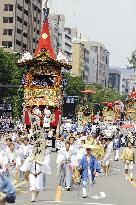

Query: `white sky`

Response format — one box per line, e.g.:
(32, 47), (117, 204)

(47, 0), (136, 67)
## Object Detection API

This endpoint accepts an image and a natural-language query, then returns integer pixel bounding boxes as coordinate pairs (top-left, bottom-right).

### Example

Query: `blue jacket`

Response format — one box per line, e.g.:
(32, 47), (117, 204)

(0, 173), (16, 203)
(113, 138), (121, 150)
(79, 155), (97, 182)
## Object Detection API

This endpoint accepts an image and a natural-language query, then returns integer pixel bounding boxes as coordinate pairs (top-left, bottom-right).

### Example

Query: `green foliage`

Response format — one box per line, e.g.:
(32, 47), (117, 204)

(128, 50), (136, 73)
(91, 87), (123, 104)
(0, 48), (25, 118)
(64, 73), (85, 96)
(65, 73), (124, 112)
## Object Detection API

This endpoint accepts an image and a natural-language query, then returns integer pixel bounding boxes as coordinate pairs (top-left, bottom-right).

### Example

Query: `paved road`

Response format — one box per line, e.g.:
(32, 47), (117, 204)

(15, 152), (136, 205)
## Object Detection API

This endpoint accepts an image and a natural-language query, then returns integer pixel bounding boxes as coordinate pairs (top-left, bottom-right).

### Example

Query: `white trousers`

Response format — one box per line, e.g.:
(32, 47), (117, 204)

(114, 150), (119, 160)
(125, 161), (133, 179)
(29, 173), (43, 191)
(82, 170), (92, 197)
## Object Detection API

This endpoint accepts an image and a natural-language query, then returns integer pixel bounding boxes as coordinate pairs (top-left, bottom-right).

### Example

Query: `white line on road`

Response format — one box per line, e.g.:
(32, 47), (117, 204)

(41, 201), (115, 205)
(91, 192), (107, 200)
(113, 168), (121, 172)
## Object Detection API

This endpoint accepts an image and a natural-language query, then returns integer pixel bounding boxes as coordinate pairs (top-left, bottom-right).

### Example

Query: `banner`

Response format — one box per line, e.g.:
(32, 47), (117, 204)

(31, 116), (45, 162)
(78, 112), (83, 127)
(24, 88), (60, 106)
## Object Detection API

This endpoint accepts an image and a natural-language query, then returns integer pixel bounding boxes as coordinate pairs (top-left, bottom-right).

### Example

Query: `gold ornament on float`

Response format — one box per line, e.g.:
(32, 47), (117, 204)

(42, 33), (48, 39)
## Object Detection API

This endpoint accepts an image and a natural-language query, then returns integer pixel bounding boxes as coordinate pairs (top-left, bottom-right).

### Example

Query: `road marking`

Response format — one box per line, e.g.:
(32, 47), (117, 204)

(55, 186), (63, 202)
(42, 201), (115, 205)
(113, 167), (136, 188)
(112, 168), (121, 172)
(91, 192), (106, 200)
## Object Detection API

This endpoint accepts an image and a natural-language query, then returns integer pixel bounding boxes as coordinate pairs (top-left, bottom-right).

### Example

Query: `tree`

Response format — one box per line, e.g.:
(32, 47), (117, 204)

(0, 48), (25, 118)
(128, 50), (136, 74)
(64, 73), (85, 97)
(92, 87), (124, 104)
(64, 73), (124, 114)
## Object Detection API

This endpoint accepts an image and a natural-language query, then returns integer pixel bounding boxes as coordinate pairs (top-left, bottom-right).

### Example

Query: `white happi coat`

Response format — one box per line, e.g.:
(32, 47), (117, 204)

(3, 149), (21, 170)
(20, 150), (51, 191)
(103, 142), (113, 166)
(43, 108), (51, 128)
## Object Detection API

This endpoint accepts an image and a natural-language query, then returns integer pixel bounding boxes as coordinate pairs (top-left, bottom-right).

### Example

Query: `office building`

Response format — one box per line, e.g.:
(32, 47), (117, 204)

(0, 0), (42, 54)
(109, 68), (121, 91)
(89, 41), (110, 87)
(71, 40), (108, 86)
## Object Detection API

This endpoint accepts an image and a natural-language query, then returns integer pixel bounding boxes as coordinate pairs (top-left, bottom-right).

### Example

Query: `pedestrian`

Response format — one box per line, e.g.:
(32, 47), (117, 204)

(20, 149), (51, 202)
(113, 134), (121, 161)
(56, 141), (76, 191)
(0, 172), (16, 205)
(121, 141), (135, 181)
(102, 138), (113, 176)
(3, 143), (21, 180)
(79, 144), (97, 198)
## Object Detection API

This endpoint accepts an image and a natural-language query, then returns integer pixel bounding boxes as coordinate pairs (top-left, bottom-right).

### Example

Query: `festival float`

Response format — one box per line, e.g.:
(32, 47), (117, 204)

(125, 87), (136, 122)
(114, 100), (122, 120)
(102, 102), (115, 122)
(17, 17), (71, 145)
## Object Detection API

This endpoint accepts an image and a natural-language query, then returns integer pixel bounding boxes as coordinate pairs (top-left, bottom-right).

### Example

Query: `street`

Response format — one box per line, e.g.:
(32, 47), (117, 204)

(15, 152), (136, 205)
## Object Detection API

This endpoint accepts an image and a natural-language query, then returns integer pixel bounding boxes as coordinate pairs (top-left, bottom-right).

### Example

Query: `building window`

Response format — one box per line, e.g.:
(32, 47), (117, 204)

(23, 44), (27, 49)
(2, 41), (12, 48)
(65, 42), (71, 48)
(65, 34), (71, 40)
(3, 29), (13, 36)
(24, 21), (27, 26)
(17, 28), (22, 34)
(16, 40), (21, 46)
(38, 9), (41, 14)
(84, 57), (89, 63)
(4, 4), (13, 11)
(24, 9), (28, 16)
(17, 4), (22, 11)
(34, 17), (37, 22)
(3, 17), (13, 23)
(17, 16), (22, 23)
(23, 32), (27, 38)
(25, 0), (29, 4)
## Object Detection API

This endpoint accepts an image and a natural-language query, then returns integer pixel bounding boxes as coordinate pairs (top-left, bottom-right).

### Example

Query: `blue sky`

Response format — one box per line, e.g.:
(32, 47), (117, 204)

(47, 0), (136, 67)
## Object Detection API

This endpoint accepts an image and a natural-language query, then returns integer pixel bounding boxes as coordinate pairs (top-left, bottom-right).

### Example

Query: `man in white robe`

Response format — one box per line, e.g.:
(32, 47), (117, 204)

(20, 150), (51, 202)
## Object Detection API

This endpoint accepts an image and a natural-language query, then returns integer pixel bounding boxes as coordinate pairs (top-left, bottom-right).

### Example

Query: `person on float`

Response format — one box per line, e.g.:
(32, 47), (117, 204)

(78, 144), (97, 198)
(43, 106), (51, 130)
(32, 106), (42, 127)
